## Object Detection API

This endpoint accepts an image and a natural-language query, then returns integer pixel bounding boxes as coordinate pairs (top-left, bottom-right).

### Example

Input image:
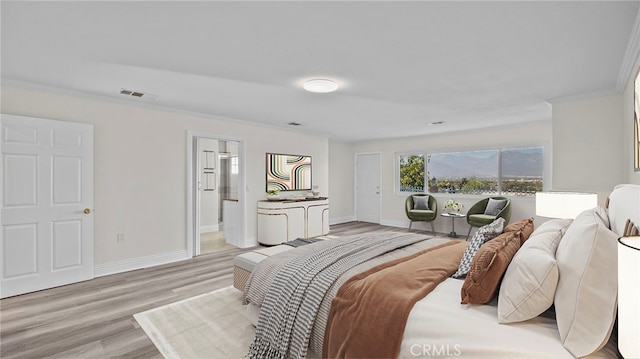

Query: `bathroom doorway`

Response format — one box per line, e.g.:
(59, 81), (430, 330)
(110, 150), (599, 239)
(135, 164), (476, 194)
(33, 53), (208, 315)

(187, 132), (245, 257)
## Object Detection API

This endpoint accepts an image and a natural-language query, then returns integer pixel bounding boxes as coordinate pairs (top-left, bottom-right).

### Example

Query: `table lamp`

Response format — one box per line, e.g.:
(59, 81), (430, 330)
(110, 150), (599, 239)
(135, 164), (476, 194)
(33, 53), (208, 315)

(535, 192), (598, 219)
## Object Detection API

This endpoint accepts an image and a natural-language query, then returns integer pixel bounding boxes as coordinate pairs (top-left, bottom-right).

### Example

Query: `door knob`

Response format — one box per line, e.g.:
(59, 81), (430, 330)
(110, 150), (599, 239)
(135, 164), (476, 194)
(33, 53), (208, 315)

(83, 208), (92, 214)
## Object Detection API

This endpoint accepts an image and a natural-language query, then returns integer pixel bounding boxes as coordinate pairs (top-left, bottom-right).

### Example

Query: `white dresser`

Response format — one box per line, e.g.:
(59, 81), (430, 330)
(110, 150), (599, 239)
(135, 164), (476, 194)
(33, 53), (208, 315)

(257, 197), (329, 245)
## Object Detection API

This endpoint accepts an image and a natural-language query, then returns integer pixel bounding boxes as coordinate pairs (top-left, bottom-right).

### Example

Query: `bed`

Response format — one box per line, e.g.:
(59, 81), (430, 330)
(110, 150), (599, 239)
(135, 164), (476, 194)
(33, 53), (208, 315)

(243, 184), (639, 358)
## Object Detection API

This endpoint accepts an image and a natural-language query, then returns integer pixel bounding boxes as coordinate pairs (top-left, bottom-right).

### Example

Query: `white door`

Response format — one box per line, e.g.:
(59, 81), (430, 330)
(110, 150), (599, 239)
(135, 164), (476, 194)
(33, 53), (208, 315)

(356, 153), (381, 223)
(1, 115), (93, 298)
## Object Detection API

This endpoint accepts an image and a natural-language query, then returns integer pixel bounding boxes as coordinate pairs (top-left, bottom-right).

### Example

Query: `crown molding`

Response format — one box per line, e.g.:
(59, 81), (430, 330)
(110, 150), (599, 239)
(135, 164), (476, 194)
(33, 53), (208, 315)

(546, 89), (619, 104)
(1, 78), (330, 139)
(617, 6), (640, 92)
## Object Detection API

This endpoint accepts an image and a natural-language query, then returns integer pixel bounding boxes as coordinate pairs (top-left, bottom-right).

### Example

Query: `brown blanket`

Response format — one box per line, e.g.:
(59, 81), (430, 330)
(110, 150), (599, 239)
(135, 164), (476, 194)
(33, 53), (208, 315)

(323, 240), (467, 358)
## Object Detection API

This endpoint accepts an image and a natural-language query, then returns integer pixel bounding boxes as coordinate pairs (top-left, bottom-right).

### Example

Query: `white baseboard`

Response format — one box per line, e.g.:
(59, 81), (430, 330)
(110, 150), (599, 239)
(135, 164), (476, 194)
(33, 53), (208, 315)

(382, 218), (472, 237)
(332, 217), (447, 232)
(239, 236), (258, 248)
(379, 218), (407, 228)
(94, 249), (189, 277)
(200, 224), (219, 233)
(329, 216), (356, 225)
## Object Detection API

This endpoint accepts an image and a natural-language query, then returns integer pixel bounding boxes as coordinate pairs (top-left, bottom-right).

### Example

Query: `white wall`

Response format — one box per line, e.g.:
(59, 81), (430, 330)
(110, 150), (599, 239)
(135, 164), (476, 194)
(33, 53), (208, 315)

(327, 92), (632, 233)
(328, 140), (354, 224)
(1, 85), (329, 270)
(551, 94), (626, 202)
(4, 80), (632, 273)
(343, 121), (553, 235)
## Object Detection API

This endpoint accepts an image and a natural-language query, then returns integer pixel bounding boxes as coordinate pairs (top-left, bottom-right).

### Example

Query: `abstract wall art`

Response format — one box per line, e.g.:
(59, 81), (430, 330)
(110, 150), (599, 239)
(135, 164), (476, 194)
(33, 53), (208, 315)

(266, 153), (312, 191)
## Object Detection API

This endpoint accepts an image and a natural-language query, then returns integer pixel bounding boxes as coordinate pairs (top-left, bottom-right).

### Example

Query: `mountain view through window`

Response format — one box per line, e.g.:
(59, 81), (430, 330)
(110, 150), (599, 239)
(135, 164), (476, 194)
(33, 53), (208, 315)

(399, 147), (543, 196)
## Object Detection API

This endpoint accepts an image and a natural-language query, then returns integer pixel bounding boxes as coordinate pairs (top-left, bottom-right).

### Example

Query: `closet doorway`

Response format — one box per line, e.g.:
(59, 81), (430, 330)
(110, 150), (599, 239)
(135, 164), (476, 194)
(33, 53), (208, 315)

(187, 132), (245, 257)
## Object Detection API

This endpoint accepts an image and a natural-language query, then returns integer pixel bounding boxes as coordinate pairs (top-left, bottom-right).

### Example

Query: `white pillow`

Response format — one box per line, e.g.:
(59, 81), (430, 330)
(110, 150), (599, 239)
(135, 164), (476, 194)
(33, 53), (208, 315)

(498, 225), (564, 323)
(412, 195), (430, 210)
(607, 184), (640, 235)
(534, 218), (573, 237)
(484, 198), (507, 216)
(554, 207), (617, 358)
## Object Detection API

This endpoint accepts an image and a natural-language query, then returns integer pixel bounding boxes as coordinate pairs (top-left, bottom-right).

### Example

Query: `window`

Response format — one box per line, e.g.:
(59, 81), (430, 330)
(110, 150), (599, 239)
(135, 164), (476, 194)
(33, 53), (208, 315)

(397, 146), (544, 196)
(428, 150), (498, 195)
(231, 156), (239, 174)
(501, 147), (543, 196)
(398, 154), (425, 192)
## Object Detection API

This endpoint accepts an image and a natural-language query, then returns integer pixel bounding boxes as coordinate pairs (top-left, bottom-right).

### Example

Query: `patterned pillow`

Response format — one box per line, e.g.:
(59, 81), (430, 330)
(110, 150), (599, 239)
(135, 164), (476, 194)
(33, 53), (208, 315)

(412, 196), (430, 210)
(452, 218), (505, 278)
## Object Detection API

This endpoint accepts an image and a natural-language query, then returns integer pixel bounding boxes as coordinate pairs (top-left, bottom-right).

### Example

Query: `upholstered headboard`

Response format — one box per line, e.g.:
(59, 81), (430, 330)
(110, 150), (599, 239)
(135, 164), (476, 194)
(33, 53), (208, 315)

(607, 184), (640, 236)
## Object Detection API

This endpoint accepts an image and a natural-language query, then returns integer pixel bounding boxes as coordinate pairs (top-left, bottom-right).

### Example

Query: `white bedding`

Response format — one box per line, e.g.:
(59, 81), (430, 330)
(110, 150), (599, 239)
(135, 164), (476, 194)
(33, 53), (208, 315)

(247, 277), (619, 358)
(247, 184), (639, 358)
(400, 278), (618, 358)
(248, 276), (619, 358)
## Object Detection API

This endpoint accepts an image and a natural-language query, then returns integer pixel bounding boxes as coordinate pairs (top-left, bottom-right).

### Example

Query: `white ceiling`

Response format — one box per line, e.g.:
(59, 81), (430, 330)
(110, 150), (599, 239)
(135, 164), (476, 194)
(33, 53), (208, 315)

(2, 1), (639, 142)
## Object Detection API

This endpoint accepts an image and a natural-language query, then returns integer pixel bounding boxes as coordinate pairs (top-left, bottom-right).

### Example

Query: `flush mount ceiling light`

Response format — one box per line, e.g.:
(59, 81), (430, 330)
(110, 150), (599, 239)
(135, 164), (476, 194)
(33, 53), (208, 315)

(303, 79), (339, 93)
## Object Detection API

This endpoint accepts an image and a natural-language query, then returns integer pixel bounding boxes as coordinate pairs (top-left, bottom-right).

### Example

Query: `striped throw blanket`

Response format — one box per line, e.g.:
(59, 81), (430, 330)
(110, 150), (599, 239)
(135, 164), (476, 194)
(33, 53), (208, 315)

(245, 232), (430, 359)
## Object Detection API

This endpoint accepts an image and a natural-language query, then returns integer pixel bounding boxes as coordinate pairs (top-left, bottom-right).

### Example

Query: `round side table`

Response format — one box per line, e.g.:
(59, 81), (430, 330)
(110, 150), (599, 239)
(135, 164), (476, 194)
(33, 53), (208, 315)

(440, 212), (466, 238)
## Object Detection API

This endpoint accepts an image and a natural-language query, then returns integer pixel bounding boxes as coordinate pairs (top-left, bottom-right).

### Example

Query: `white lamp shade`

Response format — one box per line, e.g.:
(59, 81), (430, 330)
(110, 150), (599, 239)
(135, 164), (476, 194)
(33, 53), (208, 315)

(535, 192), (598, 219)
(618, 236), (640, 359)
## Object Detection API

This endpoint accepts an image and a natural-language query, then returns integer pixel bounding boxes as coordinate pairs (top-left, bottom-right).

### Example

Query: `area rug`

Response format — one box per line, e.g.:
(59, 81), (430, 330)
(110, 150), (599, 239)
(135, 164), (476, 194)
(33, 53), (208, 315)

(134, 286), (254, 358)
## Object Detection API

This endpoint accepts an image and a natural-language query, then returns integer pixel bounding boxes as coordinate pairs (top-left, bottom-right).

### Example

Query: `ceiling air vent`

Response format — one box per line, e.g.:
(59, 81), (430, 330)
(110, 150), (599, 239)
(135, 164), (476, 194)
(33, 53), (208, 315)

(119, 88), (158, 99)
(287, 122), (302, 126)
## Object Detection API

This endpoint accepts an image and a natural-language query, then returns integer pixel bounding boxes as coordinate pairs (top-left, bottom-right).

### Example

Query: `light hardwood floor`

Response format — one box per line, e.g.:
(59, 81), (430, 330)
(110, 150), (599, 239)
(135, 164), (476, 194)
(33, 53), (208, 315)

(0, 222), (428, 358)
(200, 231), (236, 255)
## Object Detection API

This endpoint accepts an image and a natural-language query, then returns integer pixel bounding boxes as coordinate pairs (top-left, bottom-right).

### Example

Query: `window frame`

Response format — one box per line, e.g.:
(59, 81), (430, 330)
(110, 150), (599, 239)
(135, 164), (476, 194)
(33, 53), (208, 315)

(396, 152), (428, 194)
(395, 143), (550, 197)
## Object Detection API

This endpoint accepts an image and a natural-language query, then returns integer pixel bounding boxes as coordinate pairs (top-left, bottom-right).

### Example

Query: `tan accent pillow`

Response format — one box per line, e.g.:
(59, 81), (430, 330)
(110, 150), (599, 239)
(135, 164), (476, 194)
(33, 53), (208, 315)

(554, 207), (618, 357)
(498, 228), (564, 323)
(503, 218), (535, 244)
(461, 231), (521, 304)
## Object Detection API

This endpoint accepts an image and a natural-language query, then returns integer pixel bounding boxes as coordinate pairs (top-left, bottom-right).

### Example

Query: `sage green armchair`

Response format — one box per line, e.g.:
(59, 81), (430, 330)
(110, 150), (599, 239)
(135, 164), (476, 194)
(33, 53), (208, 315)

(466, 197), (511, 238)
(405, 194), (438, 235)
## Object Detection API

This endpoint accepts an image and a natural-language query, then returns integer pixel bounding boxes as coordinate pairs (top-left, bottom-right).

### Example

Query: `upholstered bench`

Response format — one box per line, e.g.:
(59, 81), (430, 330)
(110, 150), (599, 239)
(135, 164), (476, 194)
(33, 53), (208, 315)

(233, 245), (293, 290)
(233, 236), (336, 290)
